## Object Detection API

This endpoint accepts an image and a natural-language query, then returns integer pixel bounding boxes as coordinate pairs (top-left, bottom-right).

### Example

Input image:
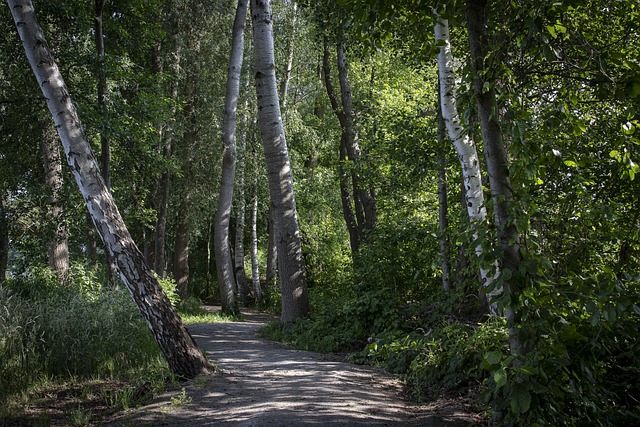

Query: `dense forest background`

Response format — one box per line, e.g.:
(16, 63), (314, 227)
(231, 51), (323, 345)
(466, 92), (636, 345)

(1, 0), (638, 425)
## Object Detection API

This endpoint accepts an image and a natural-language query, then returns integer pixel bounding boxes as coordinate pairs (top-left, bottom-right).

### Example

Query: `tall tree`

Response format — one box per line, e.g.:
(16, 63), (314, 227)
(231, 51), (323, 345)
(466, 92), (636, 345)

(215, 0), (248, 314)
(466, 0), (524, 357)
(434, 12), (497, 301)
(8, 0), (212, 378)
(322, 34), (377, 255)
(94, 0), (117, 286)
(41, 125), (69, 282)
(250, 0), (309, 323)
(436, 101), (451, 292)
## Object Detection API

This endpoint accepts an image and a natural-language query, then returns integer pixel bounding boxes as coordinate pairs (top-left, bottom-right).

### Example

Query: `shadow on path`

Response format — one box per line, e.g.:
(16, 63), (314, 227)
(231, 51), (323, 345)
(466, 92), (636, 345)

(108, 308), (483, 426)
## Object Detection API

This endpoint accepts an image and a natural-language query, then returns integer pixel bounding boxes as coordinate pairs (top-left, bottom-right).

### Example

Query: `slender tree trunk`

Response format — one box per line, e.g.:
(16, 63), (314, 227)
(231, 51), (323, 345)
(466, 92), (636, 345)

(437, 103), (452, 293)
(9, 0), (212, 378)
(41, 125), (69, 282)
(215, 0), (247, 314)
(234, 158), (248, 302)
(174, 189), (191, 298)
(265, 205), (277, 292)
(94, 0), (116, 287)
(467, 0), (524, 358)
(250, 183), (262, 302)
(434, 13), (497, 298)
(251, 0), (309, 323)
(0, 195), (8, 285)
(322, 35), (376, 257)
(153, 41), (181, 277)
(278, 0), (297, 113)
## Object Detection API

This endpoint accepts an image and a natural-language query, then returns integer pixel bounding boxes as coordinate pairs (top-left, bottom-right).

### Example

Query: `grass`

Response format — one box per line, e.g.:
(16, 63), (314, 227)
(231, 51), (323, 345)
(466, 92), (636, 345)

(0, 267), (238, 425)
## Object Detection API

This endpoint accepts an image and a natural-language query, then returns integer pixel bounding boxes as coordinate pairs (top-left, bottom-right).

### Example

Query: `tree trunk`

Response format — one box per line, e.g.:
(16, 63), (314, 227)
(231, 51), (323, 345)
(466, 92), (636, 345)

(215, 0), (247, 314)
(265, 205), (277, 293)
(434, 13), (497, 297)
(321, 35), (376, 257)
(174, 190), (191, 298)
(278, 0), (297, 114)
(41, 125), (69, 282)
(250, 183), (262, 302)
(94, 0), (116, 287)
(9, 0), (212, 378)
(467, 0), (524, 357)
(437, 104), (452, 293)
(0, 195), (8, 285)
(251, 0), (309, 324)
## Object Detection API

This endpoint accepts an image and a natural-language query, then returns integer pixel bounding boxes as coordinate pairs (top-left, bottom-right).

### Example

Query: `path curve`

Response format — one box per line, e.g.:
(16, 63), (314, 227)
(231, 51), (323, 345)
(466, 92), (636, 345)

(110, 309), (482, 426)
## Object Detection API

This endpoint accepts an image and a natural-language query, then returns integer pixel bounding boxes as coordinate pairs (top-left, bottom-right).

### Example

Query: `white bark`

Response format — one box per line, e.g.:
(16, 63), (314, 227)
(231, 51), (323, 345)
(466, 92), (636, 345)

(215, 0), (248, 314)
(435, 14), (498, 298)
(250, 185), (262, 301)
(251, 0), (309, 323)
(9, 0), (211, 378)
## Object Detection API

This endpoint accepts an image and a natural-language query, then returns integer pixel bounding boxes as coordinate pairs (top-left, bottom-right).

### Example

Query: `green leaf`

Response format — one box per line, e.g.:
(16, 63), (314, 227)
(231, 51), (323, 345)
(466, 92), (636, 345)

(564, 160), (578, 167)
(484, 350), (503, 366)
(494, 368), (508, 387)
(546, 25), (557, 38)
(511, 387), (532, 414)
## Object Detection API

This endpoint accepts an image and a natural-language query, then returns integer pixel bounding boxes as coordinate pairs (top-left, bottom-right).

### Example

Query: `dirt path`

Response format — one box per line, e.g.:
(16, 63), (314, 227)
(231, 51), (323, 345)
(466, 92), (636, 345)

(109, 309), (483, 426)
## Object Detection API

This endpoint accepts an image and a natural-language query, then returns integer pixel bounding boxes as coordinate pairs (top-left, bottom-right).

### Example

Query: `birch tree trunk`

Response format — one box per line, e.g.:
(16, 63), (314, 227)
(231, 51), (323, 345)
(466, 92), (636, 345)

(215, 0), (248, 314)
(9, 0), (212, 378)
(466, 0), (524, 358)
(174, 189), (191, 298)
(251, 0), (309, 323)
(41, 125), (69, 282)
(250, 183), (262, 302)
(434, 13), (497, 299)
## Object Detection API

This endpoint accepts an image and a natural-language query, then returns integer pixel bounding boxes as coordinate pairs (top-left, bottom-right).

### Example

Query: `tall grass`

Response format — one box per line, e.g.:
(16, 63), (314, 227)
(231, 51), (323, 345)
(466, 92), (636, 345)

(0, 264), (163, 404)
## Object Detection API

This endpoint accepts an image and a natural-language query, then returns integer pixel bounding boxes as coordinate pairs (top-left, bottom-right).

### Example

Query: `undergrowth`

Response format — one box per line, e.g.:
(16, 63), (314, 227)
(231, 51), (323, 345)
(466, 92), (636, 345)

(0, 263), (228, 420)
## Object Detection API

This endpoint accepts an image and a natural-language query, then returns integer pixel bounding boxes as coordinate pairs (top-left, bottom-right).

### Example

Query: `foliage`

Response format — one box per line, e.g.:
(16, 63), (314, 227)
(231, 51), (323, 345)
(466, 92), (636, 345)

(0, 265), (162, 404)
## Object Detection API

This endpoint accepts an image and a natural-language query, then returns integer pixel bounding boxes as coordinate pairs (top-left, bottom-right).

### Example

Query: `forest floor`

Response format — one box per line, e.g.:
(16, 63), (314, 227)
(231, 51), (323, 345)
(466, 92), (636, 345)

(107, 307), (485, 427)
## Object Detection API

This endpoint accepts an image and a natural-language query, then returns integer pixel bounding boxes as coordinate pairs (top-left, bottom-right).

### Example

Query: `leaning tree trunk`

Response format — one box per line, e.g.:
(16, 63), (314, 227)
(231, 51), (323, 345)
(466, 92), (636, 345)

(9, 0), (212, 378)
(434, 13), (497, 299)
(41, 125), (69, 282)
(215, 0), (248, 314)
(467, 0), (524, 358)
(251, 0), (309, 323)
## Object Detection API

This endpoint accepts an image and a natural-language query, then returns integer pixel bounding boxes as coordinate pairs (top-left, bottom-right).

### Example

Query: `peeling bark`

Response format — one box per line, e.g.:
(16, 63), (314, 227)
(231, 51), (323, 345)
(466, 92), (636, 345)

(9, 0), (212, 378)
(251, 0), (309, 323)
(434, 12), (497, 298)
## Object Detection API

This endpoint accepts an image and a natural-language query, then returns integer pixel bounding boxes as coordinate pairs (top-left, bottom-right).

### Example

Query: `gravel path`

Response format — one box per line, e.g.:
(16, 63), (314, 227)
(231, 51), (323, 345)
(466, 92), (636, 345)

(109, 309), (482, 426)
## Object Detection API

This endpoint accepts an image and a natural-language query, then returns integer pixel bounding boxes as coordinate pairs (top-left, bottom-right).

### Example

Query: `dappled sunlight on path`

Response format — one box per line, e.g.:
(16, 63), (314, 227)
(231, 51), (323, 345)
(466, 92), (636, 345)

(109, 308), (482, 426)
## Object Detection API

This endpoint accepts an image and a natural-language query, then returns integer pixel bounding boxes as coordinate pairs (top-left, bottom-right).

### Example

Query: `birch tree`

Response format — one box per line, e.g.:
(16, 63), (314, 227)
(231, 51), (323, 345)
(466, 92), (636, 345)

(215, 0), (248, 314)
(8, 0), (212, 378)
(250, 0), (309, 323)
(434, 12), (498, 300)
